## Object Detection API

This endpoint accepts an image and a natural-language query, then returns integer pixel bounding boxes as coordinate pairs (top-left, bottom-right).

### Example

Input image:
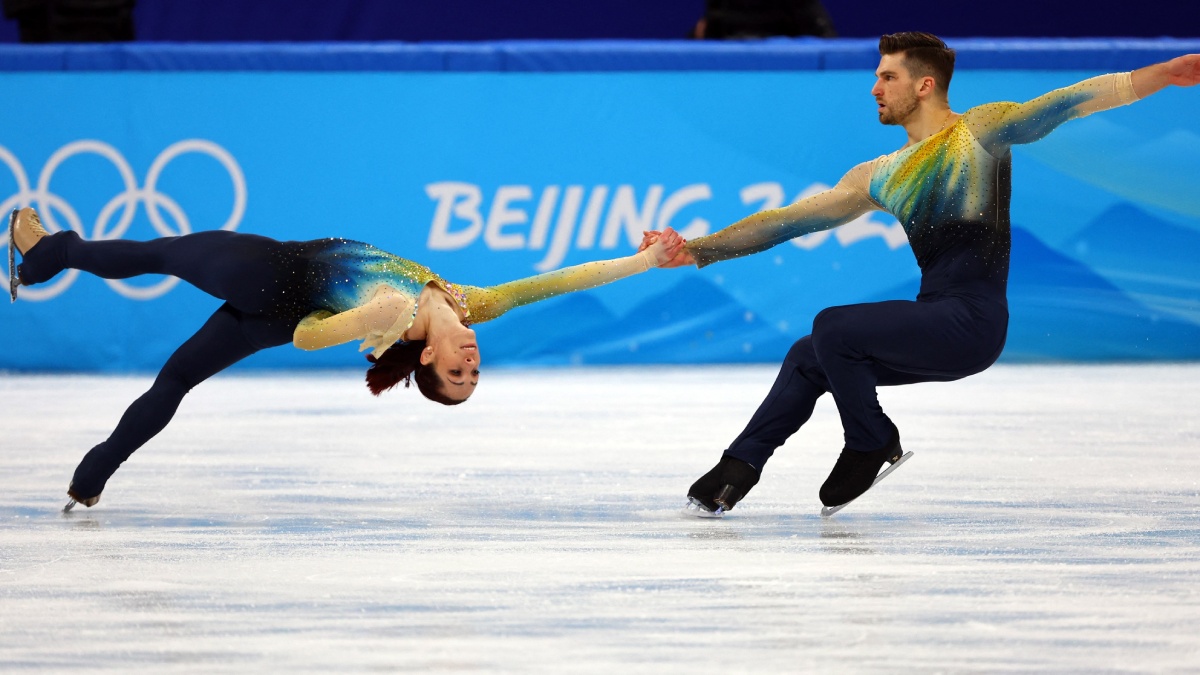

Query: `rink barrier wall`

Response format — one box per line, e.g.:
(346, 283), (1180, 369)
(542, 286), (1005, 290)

(2, 38), (1200, 72)
(3, 39), (1200, 371)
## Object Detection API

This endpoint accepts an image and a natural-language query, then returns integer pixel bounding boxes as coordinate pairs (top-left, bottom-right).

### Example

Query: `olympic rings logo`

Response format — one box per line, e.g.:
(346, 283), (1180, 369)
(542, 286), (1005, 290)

(1, 139), (245, 301)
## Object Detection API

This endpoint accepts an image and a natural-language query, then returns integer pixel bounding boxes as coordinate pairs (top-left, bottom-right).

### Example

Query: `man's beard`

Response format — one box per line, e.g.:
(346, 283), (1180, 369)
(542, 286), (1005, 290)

(878, 92), (919, 125)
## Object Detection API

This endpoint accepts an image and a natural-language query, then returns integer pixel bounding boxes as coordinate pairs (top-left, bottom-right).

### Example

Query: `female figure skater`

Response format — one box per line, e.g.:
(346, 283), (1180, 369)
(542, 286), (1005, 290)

(8, 207), (684, 510)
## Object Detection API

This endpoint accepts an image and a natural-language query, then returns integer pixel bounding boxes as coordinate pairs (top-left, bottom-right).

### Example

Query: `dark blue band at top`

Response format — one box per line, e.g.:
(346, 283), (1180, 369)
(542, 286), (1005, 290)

(2, 38), (1199, 73)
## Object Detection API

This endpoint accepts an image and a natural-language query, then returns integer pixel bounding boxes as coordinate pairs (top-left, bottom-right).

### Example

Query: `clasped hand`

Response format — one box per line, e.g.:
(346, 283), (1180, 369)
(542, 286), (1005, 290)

(640, 227), (695, 268)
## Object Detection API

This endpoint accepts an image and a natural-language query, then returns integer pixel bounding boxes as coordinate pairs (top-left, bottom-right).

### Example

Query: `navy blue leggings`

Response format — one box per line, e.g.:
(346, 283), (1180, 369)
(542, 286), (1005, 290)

(724, 294), (1007, 469)
(21, 230), (303, 498)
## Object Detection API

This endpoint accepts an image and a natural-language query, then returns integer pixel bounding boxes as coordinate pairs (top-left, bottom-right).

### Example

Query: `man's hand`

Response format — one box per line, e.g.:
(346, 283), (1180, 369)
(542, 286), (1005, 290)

(640, 229), (696, 268)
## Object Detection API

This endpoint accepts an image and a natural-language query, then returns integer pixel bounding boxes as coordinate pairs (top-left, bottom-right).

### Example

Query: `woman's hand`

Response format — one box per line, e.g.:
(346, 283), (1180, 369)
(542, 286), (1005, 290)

(357, 285), (412, 358)
(1133, 53), (1200, 98)
(641, 227), (695, 268)
(1165, 53), (1200, 87)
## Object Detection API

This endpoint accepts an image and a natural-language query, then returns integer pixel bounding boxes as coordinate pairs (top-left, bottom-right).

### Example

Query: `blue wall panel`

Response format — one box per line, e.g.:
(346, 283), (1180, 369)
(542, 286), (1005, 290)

(2, 42), (1198, 371)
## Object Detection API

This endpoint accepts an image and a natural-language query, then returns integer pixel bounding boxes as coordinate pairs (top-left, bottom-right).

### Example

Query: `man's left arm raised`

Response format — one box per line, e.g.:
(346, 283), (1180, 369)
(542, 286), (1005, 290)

(968, 54), (1200, 155)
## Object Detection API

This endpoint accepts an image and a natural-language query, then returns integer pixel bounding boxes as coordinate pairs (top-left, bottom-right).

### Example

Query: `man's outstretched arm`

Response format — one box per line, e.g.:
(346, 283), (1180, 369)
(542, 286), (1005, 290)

(647, 162), (879, 269)
(969, 53), (1200, 154)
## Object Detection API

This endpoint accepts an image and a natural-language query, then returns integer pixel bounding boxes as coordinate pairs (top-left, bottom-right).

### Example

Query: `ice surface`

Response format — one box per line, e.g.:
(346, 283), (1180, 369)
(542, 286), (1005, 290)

(2, 365), (1199, 673)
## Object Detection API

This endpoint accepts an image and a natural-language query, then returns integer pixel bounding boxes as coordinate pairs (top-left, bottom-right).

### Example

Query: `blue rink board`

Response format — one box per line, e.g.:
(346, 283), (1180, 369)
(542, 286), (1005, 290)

(2, 38), (1200, 72)
(2, 40), (1199, 371)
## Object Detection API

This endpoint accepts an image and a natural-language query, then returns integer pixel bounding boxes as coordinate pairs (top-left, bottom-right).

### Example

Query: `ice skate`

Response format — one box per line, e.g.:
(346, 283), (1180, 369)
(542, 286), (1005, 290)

(7, 209), (17, 302)
(683, 496), (726, 518)
(819, 431), (912, 516)
(63, 482), (101, 512)
(682, 455), (760, 518)
(8, 207), (48, 302)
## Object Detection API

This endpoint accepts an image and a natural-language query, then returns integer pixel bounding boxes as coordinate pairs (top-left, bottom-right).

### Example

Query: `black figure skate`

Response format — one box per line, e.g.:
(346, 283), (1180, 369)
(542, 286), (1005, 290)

(683, 456), (761, 518)
(819, 430), (912, 516)
(62, 482), (101, 513)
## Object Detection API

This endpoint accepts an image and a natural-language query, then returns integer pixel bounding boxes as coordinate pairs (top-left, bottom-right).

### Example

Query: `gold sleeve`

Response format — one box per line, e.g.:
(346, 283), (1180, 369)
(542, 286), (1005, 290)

(684, 161), (879, 268)
(463, 249), (659, 324)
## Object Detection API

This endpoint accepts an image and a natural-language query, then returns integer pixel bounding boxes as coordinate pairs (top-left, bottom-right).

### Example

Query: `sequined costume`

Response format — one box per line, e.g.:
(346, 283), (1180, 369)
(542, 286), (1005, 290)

(290, 237), (654, 352)
(15, 229), (659, 500)
(685, 72), (1139, 463)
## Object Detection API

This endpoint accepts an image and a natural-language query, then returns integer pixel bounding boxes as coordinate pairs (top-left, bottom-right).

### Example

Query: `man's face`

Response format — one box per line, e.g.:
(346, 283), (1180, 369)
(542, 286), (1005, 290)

(871, 53), (920, 126)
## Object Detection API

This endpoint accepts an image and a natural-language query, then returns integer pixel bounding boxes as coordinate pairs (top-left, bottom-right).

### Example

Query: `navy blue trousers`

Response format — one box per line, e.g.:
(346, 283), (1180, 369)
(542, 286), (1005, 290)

(21, 230), (305, 498)
(724, 292), (1008, 469)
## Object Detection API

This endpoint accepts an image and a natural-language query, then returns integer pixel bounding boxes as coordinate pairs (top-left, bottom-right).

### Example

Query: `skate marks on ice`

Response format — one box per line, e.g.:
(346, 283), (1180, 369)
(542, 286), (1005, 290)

(3, 366), (1200, 672)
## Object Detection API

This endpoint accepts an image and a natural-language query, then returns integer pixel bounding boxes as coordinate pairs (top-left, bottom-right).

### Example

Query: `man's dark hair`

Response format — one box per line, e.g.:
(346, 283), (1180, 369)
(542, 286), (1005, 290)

(878, 32), (956, 97)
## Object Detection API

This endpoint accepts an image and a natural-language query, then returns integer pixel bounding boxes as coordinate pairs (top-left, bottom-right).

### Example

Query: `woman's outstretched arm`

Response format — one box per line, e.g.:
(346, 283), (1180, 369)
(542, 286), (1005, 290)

(463, 228), (684, 323)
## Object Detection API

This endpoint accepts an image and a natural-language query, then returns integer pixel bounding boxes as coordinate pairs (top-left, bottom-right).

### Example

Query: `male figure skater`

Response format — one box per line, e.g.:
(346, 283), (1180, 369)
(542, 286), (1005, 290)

(648, 33), (1200, 515)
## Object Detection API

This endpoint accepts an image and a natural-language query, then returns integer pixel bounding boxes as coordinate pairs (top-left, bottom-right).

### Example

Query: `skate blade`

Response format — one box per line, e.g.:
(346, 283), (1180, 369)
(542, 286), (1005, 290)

(62, 499), (77, 513)
(8, 208), (16, 303)
(682, 497), (724, 519)
(821, 451), (914, 517)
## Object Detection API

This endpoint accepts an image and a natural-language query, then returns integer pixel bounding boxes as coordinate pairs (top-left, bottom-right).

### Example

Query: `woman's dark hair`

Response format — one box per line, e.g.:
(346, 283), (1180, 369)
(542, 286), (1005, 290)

(878, 32), (956, 97)
(365, 341), (466, 406)
(413, 362), (464, 406)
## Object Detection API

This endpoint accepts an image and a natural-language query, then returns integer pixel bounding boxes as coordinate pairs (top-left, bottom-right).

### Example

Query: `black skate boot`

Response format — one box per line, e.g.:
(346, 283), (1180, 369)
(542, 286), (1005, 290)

(819, 428), (911, 515)
(684, 455), (761, 517)
(63, 482), (102, 512)
(61, 444), (121, 512)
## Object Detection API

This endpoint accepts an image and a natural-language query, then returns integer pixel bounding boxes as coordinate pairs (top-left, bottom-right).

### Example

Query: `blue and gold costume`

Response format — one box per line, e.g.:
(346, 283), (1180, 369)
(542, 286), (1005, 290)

(296, 237), (648, 332)
(684, 72), (1139, 462)
(17, 228), (660, 500)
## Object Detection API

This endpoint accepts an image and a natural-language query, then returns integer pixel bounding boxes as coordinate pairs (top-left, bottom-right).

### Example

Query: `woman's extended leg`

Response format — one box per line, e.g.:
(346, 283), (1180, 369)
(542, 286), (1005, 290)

(67, 304), (295, 504)
(18, 229), (292, 314)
